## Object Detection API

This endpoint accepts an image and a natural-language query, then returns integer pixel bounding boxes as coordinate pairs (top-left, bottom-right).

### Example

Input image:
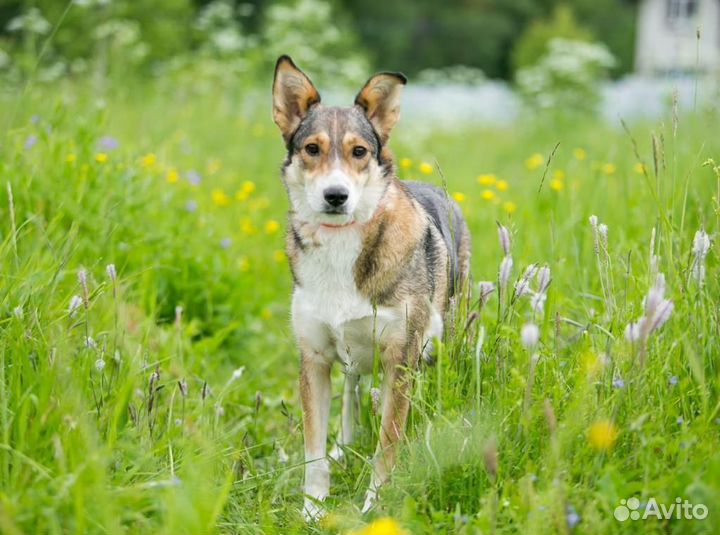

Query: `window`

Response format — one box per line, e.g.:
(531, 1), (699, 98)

(667, 0), (699, 20)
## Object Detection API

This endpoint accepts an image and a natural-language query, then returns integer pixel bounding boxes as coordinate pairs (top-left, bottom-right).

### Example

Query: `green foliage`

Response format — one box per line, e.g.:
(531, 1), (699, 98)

(511, 4), (594, 73)
(516, 38), (617, 115)
(1, 74), (719, 533)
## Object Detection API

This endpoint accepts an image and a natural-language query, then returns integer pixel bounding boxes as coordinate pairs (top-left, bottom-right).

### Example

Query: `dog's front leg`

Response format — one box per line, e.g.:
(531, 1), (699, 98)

(300, 352), (332, 521)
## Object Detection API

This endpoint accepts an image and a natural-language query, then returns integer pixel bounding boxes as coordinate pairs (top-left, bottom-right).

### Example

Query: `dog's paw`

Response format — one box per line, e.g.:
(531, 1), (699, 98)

(328, 444), (345, 461)
(361, 488), (378, 514)
(303, 498), (327, 522)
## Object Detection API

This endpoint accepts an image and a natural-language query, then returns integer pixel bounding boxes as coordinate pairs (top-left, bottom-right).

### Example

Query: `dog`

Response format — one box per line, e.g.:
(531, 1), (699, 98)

(271, 55), (471, 519)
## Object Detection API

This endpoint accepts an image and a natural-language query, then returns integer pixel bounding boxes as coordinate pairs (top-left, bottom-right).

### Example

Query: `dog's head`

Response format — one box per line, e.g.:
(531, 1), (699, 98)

(272, 55), (406, 227)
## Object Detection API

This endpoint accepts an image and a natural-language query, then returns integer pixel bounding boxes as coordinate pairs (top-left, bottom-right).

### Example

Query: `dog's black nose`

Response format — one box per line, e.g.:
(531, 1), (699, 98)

(323, 186), (349, 207)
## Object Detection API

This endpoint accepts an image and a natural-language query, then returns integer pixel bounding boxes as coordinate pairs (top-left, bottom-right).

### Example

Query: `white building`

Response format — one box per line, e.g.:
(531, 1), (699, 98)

(635, 0), (720, 73)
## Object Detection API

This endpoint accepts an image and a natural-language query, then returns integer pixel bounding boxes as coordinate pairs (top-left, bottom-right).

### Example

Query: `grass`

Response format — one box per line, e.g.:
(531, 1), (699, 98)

(0, 77), (719, 535)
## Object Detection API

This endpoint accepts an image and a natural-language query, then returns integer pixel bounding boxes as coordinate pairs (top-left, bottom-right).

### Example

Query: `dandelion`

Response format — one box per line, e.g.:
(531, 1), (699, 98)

(502, 201), (517, 214)
(241, 180), (256, 194)
(95, 153), (108, 164)
(477, 173), (497, 186)
(495, 179), (509, 192)
(399, 157), (412, 170)
(452, 192), (466, 203)
(418, 162), (433, 174)
(265, 220), (280, 234)
(588, 419), (618, 451)
(140, 153), (157, 168)
(481, 189), (496, 201)
(273, 250), (286, 263)
(66, 153), (77, 164)
(634, 162), (646, 174)
(525, 153), (544, 170)
(601, 163), (616, 175)
(573, 147), (586, 160)
(521, 323), (540, 349)
(95, 358), (106, 372)
(691, 229), (711, 286)
(349, 517), (407, 535)
(166, 168), (179, 184)
(186, 170), (202, 185)
(549, 179), (564, 191)
(24, 135), (38, 150)
(211, 188), (230, 207)
(68, 295), (83, 315)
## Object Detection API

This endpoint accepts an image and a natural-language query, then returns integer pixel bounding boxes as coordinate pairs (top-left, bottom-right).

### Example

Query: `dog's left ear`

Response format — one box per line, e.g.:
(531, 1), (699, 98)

(354, 72), (407, 144)
(272, 55), (321, 145)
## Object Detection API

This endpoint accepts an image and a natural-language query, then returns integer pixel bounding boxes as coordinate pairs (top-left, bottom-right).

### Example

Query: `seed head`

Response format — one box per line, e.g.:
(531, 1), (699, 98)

(521, 322), (540, 349)
(497, 223), (511, 256)
(106, 264), (116, 282)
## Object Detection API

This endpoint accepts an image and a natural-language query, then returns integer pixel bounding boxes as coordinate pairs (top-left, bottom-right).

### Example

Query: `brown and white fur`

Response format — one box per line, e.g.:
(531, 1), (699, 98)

(271, 55), (471, 519)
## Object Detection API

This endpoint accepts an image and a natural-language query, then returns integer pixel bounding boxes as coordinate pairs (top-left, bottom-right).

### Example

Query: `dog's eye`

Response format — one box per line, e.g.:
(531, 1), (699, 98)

(305, 143), (320, 156)
(352, 146), (367, 159)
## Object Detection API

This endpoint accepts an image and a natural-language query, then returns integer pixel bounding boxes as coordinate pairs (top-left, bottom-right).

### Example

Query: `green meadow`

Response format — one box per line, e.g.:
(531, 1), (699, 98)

(1, 78), (719, 535)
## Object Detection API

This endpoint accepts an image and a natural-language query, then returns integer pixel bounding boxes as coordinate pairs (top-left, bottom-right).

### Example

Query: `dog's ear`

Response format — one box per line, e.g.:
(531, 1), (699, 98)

(354, 72), (407, 144)
(272, 55), (321, 145)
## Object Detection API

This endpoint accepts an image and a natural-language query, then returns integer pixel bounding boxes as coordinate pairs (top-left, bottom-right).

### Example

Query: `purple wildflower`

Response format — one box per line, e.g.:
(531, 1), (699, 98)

(97, 136), (119, 151)
(185, 200), (198, 212)
(220, 237), (232, 249)
(186, 170), (202, 185)
(24, 135), (38, 150)
(612, 377), (625, 389)
(669, 375), (678, 386)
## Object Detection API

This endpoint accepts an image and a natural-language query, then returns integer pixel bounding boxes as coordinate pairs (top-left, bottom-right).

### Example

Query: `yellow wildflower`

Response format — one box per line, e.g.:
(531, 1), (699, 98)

(525, 153), (544, 170)
(602, 163), (616, 175)
(399, 158), (412, 170)
(265, 219), (280, 234)
(140, 153), (157, 168)
(634, 162), (646, 174)
(588, 419), (618, 451)
(211, 188), (230, 207)
(481, 189), (496, 201)
(240, 217), (256, 234)
(573, 147), (587, 161)
(207, 159), (221, 175)
(95, 153), (108, 164)
(477, 173), (497, 186)
(553, 169), (566, 180)
(242, 180), (256, 194)
(452, 192), (466, 203)
(496, 179), (509, 191)
(166, 168), (179, 184)
(273, 250), (286, 263)
(65, 154), (77, 164)
(502, 201), (517, 214)
(549, 179), (564, 191)
(260, 307), (273, 320)
(348, 517), (407, 535)
(418, 162), (433, 175)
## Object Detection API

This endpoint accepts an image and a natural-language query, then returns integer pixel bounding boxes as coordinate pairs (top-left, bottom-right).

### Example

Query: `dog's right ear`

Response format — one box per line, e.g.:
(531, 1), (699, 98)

(272, 55), (321, 145)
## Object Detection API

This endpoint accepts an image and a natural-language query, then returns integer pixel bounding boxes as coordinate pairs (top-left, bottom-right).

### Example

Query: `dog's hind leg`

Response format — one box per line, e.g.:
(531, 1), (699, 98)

(330, 373), (359, 461)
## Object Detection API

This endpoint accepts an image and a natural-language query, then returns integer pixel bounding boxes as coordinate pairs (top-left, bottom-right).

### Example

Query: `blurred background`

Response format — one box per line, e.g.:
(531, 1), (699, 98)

(0, 0), (718, 123)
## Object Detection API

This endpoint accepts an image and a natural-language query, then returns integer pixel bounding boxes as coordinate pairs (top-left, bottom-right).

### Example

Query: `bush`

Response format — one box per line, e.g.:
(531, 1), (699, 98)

(511, 4), (594, 74)
(515, 37), (616, 114)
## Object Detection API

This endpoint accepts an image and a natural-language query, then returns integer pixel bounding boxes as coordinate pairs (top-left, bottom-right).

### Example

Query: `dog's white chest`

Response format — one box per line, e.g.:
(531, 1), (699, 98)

(292, 228), (397, 373)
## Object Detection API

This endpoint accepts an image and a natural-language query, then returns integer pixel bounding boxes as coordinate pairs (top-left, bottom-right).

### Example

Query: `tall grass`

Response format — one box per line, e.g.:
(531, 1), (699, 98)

(0, 79), (719, 534)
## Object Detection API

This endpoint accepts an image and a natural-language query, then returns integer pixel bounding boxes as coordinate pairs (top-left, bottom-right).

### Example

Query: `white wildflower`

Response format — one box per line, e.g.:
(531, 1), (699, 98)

(521, 323), (540, 349)
(106, 263), (116, 282)
(95, 358), (106, 372)
(231, 366), (245, 381)
(68, 295), (83, 315)
(497, 223), (511, 256)
(498, 256), (513, 291)
(691, 229), (711, 285)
